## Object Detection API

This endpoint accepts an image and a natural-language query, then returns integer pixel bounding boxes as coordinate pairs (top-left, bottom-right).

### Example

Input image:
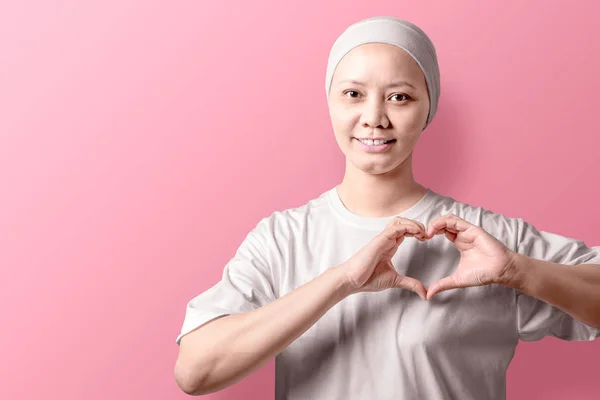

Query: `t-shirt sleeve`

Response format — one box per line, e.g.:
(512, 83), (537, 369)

(175, 219), (277, 344)
(514, 218), (600, 342)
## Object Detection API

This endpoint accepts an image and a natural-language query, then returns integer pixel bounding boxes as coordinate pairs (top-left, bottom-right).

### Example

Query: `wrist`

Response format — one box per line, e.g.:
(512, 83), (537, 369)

(328, 265), (359, 299)
(497, 251), (528, 291)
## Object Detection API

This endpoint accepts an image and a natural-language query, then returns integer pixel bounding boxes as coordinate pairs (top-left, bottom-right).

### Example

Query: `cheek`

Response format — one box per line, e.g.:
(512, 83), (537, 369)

(393, 106), (428, 132)
(330, 111), (356, 137)
(401, 116), (423, 132)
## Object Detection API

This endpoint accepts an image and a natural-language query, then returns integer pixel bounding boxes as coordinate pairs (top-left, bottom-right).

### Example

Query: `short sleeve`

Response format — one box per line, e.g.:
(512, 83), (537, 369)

(514, 218), (600, 342)
(175, 219), (277, 344)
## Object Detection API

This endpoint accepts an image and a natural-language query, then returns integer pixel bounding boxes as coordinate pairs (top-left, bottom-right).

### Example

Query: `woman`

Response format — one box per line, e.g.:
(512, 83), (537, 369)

(174, 16), (600, 399)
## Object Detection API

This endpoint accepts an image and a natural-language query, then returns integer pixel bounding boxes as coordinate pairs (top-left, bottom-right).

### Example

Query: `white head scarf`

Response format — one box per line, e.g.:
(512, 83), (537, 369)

(325, 16), (441, 128)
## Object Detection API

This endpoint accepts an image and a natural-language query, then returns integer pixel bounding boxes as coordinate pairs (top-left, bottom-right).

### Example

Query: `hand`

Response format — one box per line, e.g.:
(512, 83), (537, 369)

(424, 213), (518, 299)
(338, 217), (428, 300)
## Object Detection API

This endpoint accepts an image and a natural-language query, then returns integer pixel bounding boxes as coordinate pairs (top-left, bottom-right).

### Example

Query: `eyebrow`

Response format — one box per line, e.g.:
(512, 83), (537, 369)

(338, 79), (416, 89)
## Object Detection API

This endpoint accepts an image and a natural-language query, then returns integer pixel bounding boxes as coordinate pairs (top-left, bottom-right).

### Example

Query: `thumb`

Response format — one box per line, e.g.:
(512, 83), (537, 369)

(426, 275), (458, 300)
(393, 274), (428, 300)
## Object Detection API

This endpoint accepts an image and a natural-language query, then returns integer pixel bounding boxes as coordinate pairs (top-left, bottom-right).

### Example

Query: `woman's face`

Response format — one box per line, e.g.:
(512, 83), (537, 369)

(327, 43), (430, 176)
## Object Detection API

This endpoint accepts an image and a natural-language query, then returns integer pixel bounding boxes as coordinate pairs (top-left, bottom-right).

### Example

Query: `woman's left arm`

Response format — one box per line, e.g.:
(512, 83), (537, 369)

(424, 213), (600, 328)
(501, 255), (600, 329)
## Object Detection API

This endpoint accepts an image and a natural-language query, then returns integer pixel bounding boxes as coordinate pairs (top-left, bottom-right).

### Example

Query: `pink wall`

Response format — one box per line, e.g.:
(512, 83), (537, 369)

(1, 0), (598, 399)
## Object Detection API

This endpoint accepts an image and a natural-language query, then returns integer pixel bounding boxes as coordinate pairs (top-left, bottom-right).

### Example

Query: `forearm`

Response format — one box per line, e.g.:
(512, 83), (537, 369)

(175, 266), (352, 395)
(503, 253), (600, 328)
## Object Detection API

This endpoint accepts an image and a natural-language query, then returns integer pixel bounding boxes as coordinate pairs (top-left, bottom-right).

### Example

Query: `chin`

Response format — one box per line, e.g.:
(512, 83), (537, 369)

(351, 159), (403, 176)
(350, 148), (413, 174)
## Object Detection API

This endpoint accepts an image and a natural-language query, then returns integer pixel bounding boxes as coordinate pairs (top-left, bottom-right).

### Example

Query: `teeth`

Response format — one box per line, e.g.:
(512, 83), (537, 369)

(359, 139), (389, 146)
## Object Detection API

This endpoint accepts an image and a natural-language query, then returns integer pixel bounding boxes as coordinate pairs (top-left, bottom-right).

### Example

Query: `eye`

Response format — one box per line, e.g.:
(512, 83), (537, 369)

(390, 93), (411, 102)
(343, 90), (360, 98)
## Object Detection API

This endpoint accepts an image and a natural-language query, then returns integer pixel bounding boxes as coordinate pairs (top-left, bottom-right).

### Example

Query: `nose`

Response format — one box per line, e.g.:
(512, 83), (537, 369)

(359, 98), (390, 129)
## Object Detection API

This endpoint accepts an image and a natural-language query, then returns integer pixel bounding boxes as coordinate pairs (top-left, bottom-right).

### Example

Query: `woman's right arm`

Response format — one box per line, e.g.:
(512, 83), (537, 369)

(174, 265), (352, 395)
(174, 217), (427, 396)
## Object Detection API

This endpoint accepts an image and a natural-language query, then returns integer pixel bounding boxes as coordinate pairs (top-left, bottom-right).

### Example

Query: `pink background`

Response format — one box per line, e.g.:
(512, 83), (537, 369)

(1, 0), (598, 399)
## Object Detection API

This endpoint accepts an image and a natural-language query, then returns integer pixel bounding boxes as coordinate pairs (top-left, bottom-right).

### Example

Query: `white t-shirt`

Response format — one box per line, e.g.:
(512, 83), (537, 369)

(176, 186), (600, 400)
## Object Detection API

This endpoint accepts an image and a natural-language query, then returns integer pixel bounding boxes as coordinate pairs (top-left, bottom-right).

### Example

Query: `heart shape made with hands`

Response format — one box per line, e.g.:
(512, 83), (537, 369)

(393, 213), (518, 300)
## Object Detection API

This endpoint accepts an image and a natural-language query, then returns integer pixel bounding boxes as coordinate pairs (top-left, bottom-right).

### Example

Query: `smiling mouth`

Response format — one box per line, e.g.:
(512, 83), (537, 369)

(353, 138), (397, 153)
(355, 138), (397, 146)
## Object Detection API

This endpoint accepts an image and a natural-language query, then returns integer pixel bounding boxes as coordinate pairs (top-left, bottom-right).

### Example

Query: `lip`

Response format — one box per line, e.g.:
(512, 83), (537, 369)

(353, 138), (395, 153)
(354, 137), (394, 141)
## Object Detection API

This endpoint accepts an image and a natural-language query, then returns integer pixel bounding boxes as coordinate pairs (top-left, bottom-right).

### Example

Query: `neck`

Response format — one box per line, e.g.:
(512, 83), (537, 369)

(337, 153), (427, 218)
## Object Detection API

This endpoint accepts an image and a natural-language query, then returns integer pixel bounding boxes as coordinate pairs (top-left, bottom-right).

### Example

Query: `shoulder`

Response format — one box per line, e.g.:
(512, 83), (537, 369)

(247, 188), (333, 243)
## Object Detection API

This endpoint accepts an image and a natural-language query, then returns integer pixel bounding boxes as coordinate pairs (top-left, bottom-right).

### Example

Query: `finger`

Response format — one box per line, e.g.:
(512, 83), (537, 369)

(392, 216), (427, 234)
(381, 220), (424, 241)
(427, 214), (471, 238)
(417, 221), (427, 237)
(386, 216), (403, 229)
(410, 220), (428, 240)
(385, 217), (410, 239)
(393, 223), (425, 239)
(426, 213), (455, 236)
(393, 274), (428, 300)
(426, 275), (459, 300)
(444, 230), (457, 242)
(398, 218), (427, 234)
(397, 218), (427, 237)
